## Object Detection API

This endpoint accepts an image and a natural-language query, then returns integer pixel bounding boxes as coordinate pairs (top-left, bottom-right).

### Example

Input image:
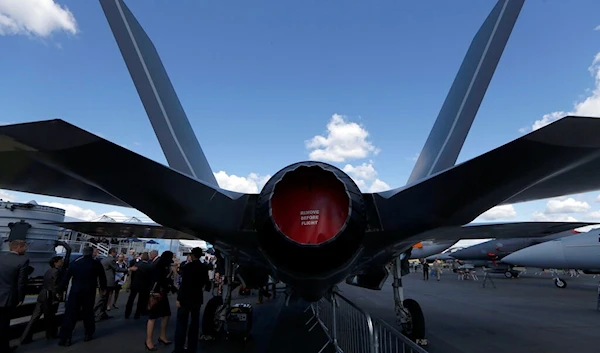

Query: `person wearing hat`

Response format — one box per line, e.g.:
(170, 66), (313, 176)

(173, 247), (210, 353)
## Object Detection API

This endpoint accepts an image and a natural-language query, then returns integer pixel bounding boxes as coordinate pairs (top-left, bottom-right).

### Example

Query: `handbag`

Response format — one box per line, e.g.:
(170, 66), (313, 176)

(147, 281), (164, 311)
(147, 291), (164, 311)
(147, 271), (171, 311)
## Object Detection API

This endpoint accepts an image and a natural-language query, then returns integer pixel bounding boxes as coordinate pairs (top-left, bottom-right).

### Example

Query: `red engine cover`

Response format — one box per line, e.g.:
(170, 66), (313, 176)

(255, 161), (367, 280)
(271, 170), (350, 245)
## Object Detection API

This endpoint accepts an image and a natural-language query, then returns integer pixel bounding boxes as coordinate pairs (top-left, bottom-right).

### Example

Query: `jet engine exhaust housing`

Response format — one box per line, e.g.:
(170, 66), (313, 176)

(255, 161), (367, 277)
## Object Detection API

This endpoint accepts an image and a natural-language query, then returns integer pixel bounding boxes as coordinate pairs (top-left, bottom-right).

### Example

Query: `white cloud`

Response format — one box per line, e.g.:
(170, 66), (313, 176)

(529, 197), (598, 223)
(0, 0), (78, 38)
(585, 210), (600, 220)
(214, 171), (271, 193)
(39, 201), (125, 221)
(343, 162), (377, 181)
(304, 114), (390, 192)
(306, 114), (380, 163)
(521, 53), (600, 132)
(342, 161), (390, 193)
(0, 189), (16, 201)
(544, 197), (591, 214)
(0, 190), (130, 222)
(595, 25), (600, 31)
(478, 205), (517, 220)
(368, 179), (390, 193)
(531, 212), (578, 222)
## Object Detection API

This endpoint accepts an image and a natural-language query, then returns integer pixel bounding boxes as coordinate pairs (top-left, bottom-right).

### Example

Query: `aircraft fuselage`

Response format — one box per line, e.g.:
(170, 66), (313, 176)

(503, 231), (600, 270)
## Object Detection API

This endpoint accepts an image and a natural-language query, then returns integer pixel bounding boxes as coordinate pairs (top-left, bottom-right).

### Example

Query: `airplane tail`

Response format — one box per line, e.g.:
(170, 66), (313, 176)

(99, 0), (218, 187)
(407, 0), (524, 184)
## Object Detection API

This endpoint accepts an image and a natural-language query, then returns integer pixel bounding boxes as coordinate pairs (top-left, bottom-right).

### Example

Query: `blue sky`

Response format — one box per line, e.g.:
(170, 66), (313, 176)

(2, 0), (600, 247)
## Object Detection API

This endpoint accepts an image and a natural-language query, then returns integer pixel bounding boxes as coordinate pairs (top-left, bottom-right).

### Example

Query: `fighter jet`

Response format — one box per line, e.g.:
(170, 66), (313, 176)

(424, 246), (465, 262)
(3, 0), (600, 344)
(503, 230), (600, 288)
(449, 229), (581, 277)
(409, 240), (458, 260)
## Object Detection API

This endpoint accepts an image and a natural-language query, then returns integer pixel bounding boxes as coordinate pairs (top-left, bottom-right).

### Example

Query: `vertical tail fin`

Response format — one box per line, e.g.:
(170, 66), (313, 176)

(407, 0), (524, 185)
(99, 0), (218, 187)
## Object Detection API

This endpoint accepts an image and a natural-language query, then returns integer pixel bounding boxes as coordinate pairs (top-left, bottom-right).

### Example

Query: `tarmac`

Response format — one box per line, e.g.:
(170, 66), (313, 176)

(340, 269), (600, 353)
(10, 289), (328, 353)
(11, 269), (600, 353)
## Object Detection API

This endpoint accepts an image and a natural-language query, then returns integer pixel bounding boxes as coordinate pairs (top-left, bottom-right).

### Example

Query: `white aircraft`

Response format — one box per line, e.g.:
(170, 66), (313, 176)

(503, 230), (600, 288)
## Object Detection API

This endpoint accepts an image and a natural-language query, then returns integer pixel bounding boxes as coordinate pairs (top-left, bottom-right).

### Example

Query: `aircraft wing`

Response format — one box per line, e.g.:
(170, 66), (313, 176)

(47, 221), (197, 240)
(374, 116), (600, 237)
(412, 221), (595, 242)
(0, 120), (254, 248)
(360, 221), (595, 270)
(0, 140), (129, 207)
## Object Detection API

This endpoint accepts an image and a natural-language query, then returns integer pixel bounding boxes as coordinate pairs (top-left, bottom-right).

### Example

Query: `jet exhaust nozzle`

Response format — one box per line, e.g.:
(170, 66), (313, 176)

(255, 161), (367, 277)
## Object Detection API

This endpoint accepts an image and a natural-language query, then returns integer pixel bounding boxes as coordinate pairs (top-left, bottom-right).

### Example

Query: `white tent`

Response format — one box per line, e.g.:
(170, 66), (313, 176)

(179, 240), (208, 250)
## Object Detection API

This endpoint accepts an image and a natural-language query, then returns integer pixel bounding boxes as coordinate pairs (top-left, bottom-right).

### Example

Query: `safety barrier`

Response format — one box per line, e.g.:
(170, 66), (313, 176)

(306, 291), (429, 353)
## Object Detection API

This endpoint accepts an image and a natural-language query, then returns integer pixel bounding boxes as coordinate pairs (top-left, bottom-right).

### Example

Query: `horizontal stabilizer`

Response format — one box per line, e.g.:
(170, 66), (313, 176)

(0, 120), (249, 240)
(0, 145), (128, 207)
(376, 116), (600, 234)
(48, 221), (197, 240)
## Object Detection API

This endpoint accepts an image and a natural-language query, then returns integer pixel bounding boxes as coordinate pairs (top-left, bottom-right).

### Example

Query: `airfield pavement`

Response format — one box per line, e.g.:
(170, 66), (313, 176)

(341, 270), (600, 353)
(9, 287), (327, 353)
(11, 270), (600, 353)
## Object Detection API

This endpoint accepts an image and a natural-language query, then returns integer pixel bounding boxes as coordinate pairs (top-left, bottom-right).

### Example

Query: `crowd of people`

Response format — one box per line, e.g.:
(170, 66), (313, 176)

(88, 237), (119, 245)
(0, 240), (215, 353)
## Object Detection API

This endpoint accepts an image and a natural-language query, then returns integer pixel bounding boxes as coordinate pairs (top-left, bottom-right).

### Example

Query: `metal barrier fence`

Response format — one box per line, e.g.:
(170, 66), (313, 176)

(306, 292), (429, 353)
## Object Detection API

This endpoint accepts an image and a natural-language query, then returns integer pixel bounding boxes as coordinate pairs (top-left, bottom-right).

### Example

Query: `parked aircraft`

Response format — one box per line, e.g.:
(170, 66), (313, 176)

(409, 240), (457, 260)
(424, 247), (465, 262)
(4, 0), (600, 344)
(449, 229), (580, 277)
(503, 230), (600, 288)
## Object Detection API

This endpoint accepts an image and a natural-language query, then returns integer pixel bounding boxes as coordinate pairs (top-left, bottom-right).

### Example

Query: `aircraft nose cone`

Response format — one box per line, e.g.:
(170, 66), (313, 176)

(502, 240), (566, 268)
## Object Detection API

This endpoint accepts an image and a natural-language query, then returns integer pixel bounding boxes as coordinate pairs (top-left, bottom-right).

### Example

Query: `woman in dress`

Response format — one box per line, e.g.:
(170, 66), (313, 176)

(145, 251), (175, 351)
(111, 254), (127, 310)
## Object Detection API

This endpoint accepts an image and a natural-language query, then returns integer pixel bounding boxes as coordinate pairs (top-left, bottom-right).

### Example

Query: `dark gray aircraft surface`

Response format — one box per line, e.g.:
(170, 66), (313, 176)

(446, 230), (580, 278)
(3, 0), (600, 343)
(424, 247), (465, 262)
(449, 229), (580, 275)
(409, 240), (458, 260)
(503, 230), (600, 288)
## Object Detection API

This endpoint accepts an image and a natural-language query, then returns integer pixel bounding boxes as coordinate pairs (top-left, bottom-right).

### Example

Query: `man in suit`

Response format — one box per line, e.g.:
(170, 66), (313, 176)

(173, 247), (210, 353)
(129, 253), (140, 267)
(149, 250), (159, 265)
(20, 256), (64, 344)
(94, 247), (131, 321)
(0, 240), (29, 352)
(57, 246), (107, 347)
(124, 252), (153, 319)
(122, 252), (139, 292)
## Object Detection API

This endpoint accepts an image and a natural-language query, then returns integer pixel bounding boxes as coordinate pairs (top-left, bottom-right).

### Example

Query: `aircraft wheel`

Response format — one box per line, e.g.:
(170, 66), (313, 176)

(554, 278), (567, 289)
(202, 296), (224, 337)
(504, 271), (512, 278)
(401, 299), (425, 342)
